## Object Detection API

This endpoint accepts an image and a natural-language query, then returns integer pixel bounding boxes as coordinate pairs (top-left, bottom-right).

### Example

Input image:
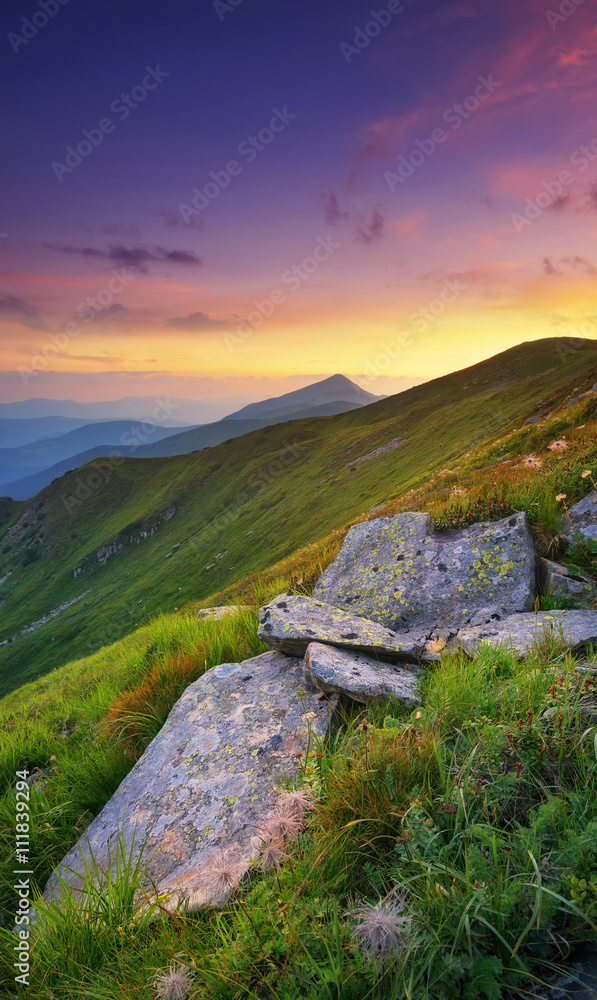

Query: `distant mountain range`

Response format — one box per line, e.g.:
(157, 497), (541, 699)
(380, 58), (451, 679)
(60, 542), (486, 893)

(0, 416), (109, 451)
(0, 421), (187, 494)
(0, 376), (382, 500)
(0, 396), (218, 423)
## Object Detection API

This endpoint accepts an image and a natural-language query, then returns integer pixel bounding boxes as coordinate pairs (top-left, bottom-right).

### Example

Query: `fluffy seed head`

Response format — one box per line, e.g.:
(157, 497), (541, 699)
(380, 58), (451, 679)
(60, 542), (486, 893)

(153, 961), (194, 999)
(260, 808), (303, 841)
(276, 786), (318, 818)
(350, 894), (411, 964)
(200, 845), (249, 901)
(250, 830), (288, 869)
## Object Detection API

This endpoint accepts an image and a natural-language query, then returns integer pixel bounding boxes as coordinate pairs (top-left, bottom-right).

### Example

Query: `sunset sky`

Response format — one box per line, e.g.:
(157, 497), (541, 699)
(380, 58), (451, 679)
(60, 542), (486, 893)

(1, 0), (597, 413)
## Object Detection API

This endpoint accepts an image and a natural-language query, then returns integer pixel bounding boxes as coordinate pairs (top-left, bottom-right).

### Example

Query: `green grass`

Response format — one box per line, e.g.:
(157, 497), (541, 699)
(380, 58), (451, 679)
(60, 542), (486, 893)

(1, 639), (596, 998)
(1, 337), (597, 695)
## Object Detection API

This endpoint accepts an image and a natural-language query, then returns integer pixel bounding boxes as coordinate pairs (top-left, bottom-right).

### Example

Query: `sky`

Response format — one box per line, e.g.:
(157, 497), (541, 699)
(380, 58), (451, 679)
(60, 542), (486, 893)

(1, 0), (597, 414)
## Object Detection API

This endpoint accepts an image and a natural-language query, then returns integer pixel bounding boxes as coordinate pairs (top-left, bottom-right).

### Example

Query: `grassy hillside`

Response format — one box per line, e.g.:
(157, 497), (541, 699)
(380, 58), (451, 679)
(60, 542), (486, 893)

(1, 337), (597, 998)
(1, 337), (596, 697)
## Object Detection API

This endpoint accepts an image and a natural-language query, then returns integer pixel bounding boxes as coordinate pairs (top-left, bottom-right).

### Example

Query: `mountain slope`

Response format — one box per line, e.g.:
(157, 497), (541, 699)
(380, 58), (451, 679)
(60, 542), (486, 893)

(1, 421), (269, 499)
(223, 373), (381, 420)
(0, 337), (595, 695)
(0, 416), (104, 451)
(0, 396), (224, 423)
(0, 420), (188, 491)
(2, 405), (363, 499)
(129, 400), (365, 459)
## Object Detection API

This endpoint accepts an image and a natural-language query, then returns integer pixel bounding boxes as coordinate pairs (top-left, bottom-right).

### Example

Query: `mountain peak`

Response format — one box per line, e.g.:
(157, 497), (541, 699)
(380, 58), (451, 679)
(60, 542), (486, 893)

(223, 375), (381, 422)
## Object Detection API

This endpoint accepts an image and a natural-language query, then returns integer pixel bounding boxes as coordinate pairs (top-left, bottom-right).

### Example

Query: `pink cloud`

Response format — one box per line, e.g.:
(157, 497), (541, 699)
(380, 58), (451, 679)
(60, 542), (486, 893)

(344, 4), (597, 189)
(488, 163), (553, 200)
(389, 212), (425, 237)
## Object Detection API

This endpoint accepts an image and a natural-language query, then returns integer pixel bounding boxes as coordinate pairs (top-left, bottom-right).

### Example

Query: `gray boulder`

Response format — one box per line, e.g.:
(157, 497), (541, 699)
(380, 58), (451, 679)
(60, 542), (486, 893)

(312, 511), (536, 634)
(561, 491), (597, 546)
(197, 605), (250, 621)
(258, 595), (425, 660)
(44, 651), (335, 914)
(455, 610), (597, 658)
(304, 642), (421, 705)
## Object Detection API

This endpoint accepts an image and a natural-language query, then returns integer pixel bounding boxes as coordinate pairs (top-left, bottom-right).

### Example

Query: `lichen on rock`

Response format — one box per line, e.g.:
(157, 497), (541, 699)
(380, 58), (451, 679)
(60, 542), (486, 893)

(312, 511), (537, 633)
(44, 650), (335, 914)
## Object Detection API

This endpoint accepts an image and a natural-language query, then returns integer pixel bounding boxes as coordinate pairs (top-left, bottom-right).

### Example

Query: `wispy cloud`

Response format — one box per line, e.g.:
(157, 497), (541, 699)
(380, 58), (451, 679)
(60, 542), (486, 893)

(44, 242), (203, 273)
(320, 191), (349, 226)
(389, 212), (425, 237)
(543, 254), (596, 276)
(0, 295), (47, 331)
(165, 311), (233, 331)
(354, 206), (385, 246)
(159, 208), (204, 230)
(99, 222), (143, 239)
(344, 4), (597, 190)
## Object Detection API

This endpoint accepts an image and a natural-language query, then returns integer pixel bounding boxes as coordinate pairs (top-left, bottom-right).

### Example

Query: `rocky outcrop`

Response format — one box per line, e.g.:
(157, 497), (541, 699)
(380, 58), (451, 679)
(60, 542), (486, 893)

(258, 595), (425, 660)
(455, 610), (597, 658)
(312, 511), (536, 634)
(45, 650), (336, 914)
(72, 508), (178, 577)
(304, 642), (421, 705)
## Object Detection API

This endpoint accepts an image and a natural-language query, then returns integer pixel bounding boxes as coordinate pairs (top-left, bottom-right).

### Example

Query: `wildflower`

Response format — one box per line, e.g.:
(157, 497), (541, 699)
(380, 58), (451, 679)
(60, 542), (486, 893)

(153, 960), (194, 1000)
(555, 493), (567, 502)
(200, 845), (249, 900)
(350, 893), (411, 964)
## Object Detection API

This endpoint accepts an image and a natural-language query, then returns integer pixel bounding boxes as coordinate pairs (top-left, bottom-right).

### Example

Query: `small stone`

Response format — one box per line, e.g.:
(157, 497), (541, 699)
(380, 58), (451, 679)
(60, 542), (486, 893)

(538, 557), (593, 600)
(304, 642), (421, 705)
(561, 491), (597, 544)
(197, 605), (250, 622)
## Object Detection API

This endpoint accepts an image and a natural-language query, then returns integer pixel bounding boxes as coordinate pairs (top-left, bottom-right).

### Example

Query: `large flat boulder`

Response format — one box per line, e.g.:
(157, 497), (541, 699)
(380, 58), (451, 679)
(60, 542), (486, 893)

(258, 595), (425, 660)
(455, 610), (597, 658)
(304, 642), (421, 705)
(561, 491), (597, 546)
(44, 651), (335, 913)
(312, 511), (537, 634)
